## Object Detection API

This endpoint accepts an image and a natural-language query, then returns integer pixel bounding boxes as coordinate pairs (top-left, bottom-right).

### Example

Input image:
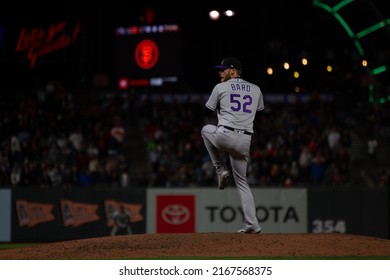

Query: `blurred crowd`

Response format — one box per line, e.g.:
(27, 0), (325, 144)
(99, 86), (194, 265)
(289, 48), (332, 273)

(0, 81), (131, 188)
(138, 94), (354, 188)
(137, 92), (390, 189)
(1, 82), (389, 189)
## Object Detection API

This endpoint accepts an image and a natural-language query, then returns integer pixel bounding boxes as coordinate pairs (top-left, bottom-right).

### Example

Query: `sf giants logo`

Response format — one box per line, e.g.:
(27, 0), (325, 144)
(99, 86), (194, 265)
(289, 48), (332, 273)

(134, 39), (159, 69)
(15, 21), (80, 68)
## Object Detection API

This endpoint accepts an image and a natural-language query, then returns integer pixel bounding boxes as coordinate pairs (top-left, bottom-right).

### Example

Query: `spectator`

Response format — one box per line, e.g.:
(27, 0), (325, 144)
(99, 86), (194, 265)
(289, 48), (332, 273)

(367, 134), (378, 164)
(378, 171), (389, 189)
(109, 116), (125, 153)
(327, 125), (341, 157)
(298, 147), (312, 181)
(68, 126), (84, 152)
(10, 163), (22, 187)
(310, 150), (327, 185)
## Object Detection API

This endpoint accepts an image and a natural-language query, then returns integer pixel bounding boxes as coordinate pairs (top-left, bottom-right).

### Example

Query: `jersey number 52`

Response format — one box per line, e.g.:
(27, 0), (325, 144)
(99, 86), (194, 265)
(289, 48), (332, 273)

(230, 93), (252, 113)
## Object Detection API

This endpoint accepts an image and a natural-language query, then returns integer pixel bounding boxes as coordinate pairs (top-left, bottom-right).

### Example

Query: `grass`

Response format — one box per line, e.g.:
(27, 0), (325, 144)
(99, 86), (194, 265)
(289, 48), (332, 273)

(0, 243), (40, 249)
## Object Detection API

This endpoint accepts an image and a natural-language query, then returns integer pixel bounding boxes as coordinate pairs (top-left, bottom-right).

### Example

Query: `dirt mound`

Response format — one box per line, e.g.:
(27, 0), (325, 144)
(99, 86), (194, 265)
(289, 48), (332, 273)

(1, 233), (389, 259)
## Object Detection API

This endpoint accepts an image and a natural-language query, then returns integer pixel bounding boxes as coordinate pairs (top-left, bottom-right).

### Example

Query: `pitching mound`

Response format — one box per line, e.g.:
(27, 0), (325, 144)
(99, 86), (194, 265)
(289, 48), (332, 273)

(1, 233), (389, 259)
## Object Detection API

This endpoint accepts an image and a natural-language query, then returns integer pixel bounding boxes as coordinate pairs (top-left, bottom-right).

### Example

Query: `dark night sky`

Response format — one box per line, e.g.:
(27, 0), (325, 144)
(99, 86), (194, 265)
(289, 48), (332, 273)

(1, 0), (389, 93)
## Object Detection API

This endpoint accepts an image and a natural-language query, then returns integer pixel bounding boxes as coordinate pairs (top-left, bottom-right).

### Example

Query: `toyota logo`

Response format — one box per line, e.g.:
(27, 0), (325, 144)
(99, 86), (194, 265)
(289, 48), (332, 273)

(161, 204), (190, 225)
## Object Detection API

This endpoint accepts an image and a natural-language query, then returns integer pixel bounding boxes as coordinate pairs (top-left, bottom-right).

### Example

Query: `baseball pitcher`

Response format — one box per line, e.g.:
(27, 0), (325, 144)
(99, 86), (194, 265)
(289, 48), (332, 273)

(201, 57), (264, 234)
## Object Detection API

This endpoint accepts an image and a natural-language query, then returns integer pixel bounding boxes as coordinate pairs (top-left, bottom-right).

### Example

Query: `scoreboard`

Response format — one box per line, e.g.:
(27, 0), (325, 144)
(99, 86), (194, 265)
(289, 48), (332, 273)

(114, 24), (182, 89)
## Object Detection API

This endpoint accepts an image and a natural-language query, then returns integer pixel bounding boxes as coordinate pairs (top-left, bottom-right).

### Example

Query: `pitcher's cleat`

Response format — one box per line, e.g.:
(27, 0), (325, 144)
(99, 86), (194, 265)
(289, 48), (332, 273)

(237, 227), (262, 234)
(218, 170), (230, 190)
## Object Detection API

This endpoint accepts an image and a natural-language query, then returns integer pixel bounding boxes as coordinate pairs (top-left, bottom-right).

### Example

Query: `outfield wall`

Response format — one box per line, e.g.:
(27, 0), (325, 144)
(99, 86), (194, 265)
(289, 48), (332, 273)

(146, 188), (307, 233)
(0, 187), (388, 241)
(0, 189), (12, 242)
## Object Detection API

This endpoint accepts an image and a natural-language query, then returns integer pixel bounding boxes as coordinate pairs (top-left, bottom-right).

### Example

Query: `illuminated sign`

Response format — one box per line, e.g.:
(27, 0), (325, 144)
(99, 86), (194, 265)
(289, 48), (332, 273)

(135, 39), (159, 69)
(115, 24), (181, 88)
(15, 21), (81, 68)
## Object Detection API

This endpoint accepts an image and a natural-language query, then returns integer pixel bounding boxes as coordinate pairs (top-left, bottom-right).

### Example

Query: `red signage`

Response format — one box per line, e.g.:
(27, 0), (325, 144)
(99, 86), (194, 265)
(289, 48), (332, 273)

(134, 39), (159, 69)
(156, 195), (195, 233)
(15, 21), (80, 68)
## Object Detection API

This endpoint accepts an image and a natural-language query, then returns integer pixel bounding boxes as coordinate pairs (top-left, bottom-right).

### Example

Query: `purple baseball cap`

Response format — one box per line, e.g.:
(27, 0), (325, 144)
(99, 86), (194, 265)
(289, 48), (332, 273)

(215, 57), (242, 71)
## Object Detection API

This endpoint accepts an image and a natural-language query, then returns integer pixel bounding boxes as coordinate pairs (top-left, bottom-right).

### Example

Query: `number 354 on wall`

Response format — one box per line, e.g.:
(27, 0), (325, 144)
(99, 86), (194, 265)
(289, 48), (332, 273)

(312, 219), (347, 233)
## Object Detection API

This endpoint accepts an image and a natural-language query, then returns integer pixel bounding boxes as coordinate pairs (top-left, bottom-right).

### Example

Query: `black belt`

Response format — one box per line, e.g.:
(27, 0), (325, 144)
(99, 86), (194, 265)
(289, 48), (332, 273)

(222, 126), (252, 135)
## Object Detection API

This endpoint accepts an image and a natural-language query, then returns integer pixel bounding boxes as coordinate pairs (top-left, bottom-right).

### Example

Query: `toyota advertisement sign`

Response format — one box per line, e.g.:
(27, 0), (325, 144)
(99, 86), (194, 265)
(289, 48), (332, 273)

(147, 188), (307, 233)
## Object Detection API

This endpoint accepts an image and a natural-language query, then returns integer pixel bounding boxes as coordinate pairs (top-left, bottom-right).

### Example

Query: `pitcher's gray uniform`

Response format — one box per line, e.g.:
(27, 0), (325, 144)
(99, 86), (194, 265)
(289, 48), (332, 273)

(201, 57), (264, 234)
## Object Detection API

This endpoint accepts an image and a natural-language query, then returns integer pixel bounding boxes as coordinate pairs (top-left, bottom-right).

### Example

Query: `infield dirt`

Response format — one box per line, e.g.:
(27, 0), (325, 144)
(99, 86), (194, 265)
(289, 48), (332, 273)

(0, 233), (390, 259)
